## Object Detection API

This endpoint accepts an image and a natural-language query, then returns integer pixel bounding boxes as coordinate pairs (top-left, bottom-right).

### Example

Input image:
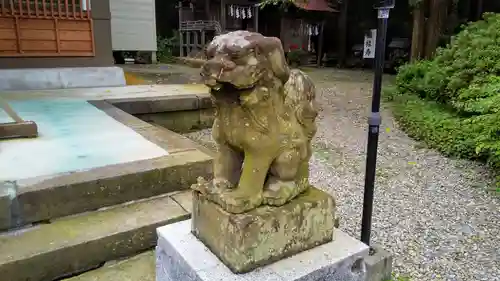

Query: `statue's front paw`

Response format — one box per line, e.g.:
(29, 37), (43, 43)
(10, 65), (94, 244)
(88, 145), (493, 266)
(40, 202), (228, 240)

(213, 178), (234, 191)
(263, 178), (307, 206)
(191, 176), (212, 194)
(191, 177), (235, 195)
(213, 189), (263, 214)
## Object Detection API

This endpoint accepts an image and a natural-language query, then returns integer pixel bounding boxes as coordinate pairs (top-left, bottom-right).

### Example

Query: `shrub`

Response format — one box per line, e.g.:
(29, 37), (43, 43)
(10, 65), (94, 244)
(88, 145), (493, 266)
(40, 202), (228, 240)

(157, 34), (179, 63)
(396, 13), (500, 104)
(389, 13), (500, 186)
(287, 49), (308, 66)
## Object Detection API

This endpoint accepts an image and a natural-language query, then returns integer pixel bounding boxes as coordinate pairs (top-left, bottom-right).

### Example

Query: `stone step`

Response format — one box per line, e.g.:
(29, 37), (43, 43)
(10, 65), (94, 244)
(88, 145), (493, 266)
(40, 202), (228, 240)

(64, 251), (155, 281)
(0, 147), (210, 231)
(0, 191), (192, 281)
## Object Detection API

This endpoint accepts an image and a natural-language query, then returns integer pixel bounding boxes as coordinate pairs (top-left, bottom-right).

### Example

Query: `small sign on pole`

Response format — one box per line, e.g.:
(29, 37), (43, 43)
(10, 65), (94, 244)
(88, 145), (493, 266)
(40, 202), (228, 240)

(378, 8), (390, 19)
(363, 29), (377, 59)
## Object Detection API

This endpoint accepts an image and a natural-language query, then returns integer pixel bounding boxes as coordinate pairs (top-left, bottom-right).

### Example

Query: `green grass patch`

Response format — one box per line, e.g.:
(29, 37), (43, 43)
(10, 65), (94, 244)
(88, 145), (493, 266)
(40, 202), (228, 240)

(384, 272), (412, 281)
(387, 90), (477, 159)
(385, 88), (500, 189)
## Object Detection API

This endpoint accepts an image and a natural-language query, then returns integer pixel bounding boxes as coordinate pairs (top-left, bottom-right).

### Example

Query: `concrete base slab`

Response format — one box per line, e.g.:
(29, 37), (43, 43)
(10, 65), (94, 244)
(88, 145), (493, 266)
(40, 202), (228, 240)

(0, 67), (126, 91)
(156, 220), (369, 281)
(365, 246), (393, 281)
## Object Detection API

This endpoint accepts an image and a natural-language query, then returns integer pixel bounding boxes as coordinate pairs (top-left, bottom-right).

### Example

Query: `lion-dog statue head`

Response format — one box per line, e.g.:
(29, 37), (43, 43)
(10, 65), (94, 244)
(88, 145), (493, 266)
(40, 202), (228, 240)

(201, 30), (289, 94)
(193, 31), (319, 214)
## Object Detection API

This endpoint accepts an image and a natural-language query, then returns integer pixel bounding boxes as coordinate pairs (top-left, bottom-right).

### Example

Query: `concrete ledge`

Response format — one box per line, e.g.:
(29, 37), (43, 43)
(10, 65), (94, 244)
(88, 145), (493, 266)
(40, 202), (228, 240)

(156, 220), (369, 281)
(94, 99), (214, 157)
(0, 193), (189, 281)
(0, 67), (126, 91)
(101, 89), (214, 133)
(138, 109), (215, 133)
(0, 194), (11, 231)
(0, 102), (213, 230)
(109, 93), (213, 115)
(0, 85), (210, 102)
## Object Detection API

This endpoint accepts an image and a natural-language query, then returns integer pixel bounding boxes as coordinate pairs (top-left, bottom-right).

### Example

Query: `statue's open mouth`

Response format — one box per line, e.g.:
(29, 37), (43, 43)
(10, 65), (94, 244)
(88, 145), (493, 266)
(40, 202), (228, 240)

(210, 81), (256, 93)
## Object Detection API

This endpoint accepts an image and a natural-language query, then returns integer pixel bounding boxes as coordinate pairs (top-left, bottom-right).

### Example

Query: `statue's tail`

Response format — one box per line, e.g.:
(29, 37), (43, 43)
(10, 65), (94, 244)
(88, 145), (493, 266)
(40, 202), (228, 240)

(283, 69), (319, 141)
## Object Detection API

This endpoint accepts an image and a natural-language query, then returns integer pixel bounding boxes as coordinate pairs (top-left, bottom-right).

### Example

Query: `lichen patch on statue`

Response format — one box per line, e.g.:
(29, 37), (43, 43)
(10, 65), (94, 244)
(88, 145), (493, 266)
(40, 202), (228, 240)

(193, 31), (319, 214)
(209, 30), (253, 52)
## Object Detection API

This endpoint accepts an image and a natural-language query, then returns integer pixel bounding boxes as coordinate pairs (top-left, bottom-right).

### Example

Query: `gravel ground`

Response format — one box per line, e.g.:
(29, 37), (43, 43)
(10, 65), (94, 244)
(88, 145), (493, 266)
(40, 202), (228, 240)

(183, 68), (500, 281)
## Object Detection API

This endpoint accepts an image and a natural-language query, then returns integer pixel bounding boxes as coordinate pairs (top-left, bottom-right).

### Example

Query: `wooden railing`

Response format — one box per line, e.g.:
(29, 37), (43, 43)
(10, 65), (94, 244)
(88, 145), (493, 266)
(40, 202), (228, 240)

(180, 20), (222, 34)
(1, 0), (91, 19)
(0, 0), (94, 57)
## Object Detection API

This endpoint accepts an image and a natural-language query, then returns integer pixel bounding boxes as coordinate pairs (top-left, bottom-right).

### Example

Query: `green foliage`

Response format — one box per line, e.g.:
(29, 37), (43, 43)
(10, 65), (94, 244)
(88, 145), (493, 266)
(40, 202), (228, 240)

(156, 34), (179, 63)
(389, 13), (500, 186)
(387, 89), (483, 161)
(287, 49), (308, 66)
(257, 0), (295, 10)
(258, 0), (341, 10)
(408, 0), (460, 7)
(408, 0), (423, 7)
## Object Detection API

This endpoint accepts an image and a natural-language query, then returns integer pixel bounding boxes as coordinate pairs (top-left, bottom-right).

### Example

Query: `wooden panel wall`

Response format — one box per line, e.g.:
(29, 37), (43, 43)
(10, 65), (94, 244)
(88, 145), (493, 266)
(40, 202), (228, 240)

(0, 0), (94, 57)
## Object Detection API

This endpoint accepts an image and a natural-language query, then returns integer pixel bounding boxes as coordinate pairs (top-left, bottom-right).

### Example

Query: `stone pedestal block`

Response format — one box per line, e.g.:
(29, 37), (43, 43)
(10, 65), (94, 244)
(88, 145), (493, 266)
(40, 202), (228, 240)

(191, 188), (336, 273)
(156, 220), (370, 281)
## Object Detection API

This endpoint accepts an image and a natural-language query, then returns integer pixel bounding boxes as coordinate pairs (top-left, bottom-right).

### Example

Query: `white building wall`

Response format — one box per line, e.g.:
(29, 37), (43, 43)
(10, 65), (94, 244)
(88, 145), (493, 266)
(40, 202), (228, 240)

(110, 0), (157, 51)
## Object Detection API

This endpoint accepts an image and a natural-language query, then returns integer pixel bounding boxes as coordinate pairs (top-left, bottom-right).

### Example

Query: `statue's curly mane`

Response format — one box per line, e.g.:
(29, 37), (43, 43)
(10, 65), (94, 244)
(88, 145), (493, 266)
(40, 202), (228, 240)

(283, 69), (319, 141)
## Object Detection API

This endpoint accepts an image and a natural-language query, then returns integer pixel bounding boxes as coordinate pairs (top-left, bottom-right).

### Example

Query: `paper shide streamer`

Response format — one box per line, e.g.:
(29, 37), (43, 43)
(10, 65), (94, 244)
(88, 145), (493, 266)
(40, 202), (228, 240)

(229, 5), (253, 19)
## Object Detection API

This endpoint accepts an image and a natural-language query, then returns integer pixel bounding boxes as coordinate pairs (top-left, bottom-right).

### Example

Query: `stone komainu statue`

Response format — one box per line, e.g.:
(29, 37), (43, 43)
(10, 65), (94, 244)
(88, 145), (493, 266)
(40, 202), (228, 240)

(193, 30), (319, 214)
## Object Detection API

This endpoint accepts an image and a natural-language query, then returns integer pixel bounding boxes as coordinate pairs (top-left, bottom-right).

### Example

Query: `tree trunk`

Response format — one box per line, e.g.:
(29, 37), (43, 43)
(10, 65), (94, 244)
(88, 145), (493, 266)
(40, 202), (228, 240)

(424, 0), (448, 59)
(205, 0), (211, 20)
(476, 0), (484, 20)
(462, 0), (472, 21)
(220, 0), (226, 31)
(337, 0), (349, 67)
(317, 20), (325, 67)
(410, 2), (426, 61)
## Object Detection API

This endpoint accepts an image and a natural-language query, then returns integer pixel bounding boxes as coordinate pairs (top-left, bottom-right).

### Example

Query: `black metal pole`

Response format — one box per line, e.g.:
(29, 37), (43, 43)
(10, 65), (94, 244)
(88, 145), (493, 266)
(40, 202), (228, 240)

(360, 3), (393, 246)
